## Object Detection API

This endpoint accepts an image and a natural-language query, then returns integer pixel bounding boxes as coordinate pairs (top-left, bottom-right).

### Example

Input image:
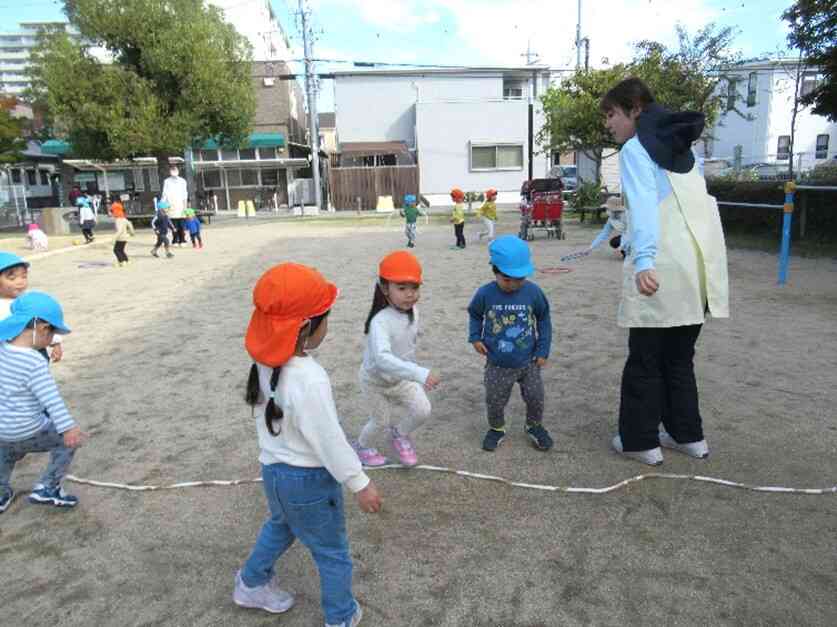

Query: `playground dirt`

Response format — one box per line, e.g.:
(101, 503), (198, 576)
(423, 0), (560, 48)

(1, 215), (835, 626)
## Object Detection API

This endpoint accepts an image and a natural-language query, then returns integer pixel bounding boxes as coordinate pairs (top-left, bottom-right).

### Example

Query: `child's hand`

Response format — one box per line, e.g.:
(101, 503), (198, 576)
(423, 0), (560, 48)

(424, 372), (441, 391)
(62, 426), (86, 449)
(50, 344), (64, 363)
(534, 357), (547, 368)
(356, 482), (382, 513)
(472, 341), (488, 356)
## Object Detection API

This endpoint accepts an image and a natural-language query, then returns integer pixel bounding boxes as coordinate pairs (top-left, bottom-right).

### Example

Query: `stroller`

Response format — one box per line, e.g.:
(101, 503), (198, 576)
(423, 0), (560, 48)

(518, 178), (565, 240)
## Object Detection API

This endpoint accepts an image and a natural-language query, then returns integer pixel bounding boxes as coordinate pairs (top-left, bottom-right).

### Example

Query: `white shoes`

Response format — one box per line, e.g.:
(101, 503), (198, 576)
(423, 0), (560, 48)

(326, 603), (363, 627)
(233, 570), (294, 614)
(611, 435), (663, 466)
(659, 430), (710, 459)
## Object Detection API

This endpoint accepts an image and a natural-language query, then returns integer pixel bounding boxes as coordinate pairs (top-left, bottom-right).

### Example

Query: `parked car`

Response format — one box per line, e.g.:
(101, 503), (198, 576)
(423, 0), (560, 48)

(715, 162), (793, 181)
(549, 165), (578, 190)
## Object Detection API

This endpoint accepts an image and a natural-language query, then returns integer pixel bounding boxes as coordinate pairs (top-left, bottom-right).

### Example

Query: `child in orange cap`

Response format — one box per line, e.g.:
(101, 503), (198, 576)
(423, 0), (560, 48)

(235, 263), (381, 627)
(450, 188), (466, 248)
(475, 188), (498, 242)
(352, 251), (440, 467)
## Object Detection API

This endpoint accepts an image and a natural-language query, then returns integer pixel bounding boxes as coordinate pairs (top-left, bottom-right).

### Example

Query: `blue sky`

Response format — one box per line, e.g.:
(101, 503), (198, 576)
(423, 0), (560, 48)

(2, 0), (798, 112)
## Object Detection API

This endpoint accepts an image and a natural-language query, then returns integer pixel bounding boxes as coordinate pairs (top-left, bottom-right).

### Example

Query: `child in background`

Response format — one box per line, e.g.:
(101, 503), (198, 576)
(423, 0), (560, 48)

(0, 292), (82, 513)
(353, 251), (440, 467)
(399, 194), (424, 248)
(589, 196), (627, 259)
(111, 202), (135, 266)
(26, 223), (48, 252)
(0, 253), (63, 362)
(236, 263), (380, 627)
(468, 235), (553, 452)
(184, 209), (203, 249)
(76, 196), (97, 243)
(150, 201), (174, 259)
(450, 188), (466, 249)
(476, 188), (498, 242)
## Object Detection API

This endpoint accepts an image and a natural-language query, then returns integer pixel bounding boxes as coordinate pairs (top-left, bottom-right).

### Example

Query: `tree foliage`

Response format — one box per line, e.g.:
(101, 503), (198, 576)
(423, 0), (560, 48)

(783, 0), (837, 120)
(28, 0), (256, 162)
(539, 24), (742, 177)
(0, 97), (27, 166)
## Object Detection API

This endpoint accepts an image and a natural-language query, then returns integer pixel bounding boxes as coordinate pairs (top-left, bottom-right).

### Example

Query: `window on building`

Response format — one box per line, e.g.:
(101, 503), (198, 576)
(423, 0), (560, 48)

(11, 168), (21, 183)
(258, 147), (277, 160)
(202, 170), (221, 188)
(39, 170), (49, 186)
(241, 169), (259, 186)
(726, 79), (737, 111)
(747, 72), (758, 107)
(239, 148), (256, 161)
(26, 170), (36, 186)
(815, 134), (829, 159)
(470, 143), (524, 171)
(777, 135), (790, 160)
(502, 77), (526, 100)
(148, 168), (160, 191)
(801, 72), (823, 98)
(197, 149), (217, 161)
(221, 149), (239, 161)
(226, 169), (242, 186)
(261, 169), (278, 186)
(133, 168), (145, 191)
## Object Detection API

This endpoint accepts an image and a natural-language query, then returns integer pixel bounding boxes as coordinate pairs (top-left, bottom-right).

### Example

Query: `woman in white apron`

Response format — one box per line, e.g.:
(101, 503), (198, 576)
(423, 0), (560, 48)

(600, 78), (729, 466)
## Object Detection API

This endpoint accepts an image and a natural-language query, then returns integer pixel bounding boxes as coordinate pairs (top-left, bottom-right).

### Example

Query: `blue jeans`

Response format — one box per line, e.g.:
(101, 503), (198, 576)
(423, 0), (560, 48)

(0, 421), (76, 493)
(242, 463), (356, 625)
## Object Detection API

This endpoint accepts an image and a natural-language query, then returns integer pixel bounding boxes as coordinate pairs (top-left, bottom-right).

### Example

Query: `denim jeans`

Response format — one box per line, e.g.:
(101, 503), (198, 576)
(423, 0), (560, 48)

(242, 463), (356, 625)
(0, 421), (76, 493)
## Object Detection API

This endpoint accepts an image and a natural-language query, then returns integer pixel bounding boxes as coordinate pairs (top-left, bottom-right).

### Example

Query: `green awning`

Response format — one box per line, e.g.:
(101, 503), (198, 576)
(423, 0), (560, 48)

(199, 132), (285, 150)
(41, 139), (71, 155)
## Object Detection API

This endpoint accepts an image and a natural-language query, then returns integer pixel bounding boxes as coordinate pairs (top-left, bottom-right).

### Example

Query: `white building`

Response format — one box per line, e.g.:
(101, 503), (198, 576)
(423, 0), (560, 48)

(0, 22), (81, 96)
(708, 58), (836, 172)
(333, 67), (553, 204)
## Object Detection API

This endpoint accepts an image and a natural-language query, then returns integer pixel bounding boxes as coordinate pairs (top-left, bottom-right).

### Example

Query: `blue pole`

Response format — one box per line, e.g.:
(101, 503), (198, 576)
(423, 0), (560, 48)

(777, 182), (796, 285)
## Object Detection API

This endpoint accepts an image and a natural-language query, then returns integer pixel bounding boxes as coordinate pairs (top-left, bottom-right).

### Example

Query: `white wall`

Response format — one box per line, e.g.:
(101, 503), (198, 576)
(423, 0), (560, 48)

(209, 0), (292, 61)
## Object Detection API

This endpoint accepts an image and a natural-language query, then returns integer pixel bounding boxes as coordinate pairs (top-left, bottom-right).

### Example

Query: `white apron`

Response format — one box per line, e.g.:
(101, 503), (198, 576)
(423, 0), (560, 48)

(618, 164), (729, 328)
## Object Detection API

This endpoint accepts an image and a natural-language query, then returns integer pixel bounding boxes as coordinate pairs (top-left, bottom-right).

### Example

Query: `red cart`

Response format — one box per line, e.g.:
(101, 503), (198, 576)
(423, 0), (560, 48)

(519, 178), (565, 240)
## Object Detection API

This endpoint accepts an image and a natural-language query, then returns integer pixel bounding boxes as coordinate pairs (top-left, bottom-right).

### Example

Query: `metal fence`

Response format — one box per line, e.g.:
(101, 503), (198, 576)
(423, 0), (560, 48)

(0, 183), (29, 228)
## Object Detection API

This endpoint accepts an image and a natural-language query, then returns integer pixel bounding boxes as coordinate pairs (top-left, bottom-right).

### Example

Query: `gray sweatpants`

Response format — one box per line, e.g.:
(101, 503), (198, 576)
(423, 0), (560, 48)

(484, 362), (545, 429)
(0, 422), (76, 492)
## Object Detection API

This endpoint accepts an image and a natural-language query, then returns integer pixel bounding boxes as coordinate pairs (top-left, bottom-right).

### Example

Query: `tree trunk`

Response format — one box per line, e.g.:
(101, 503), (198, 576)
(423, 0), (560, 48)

(157, 153), (171, 202)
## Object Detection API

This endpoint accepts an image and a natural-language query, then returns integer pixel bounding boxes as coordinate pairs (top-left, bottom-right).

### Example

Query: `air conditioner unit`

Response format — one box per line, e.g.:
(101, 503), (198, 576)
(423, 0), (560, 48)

(263, 77), (275, 87)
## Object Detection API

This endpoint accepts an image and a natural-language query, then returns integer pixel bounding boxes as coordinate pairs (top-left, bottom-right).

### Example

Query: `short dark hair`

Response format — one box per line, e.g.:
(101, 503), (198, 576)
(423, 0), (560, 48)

(600, 77), (655, 114)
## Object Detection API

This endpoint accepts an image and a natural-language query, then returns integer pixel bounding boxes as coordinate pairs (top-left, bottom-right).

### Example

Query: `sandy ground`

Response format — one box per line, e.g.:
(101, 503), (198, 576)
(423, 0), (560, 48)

(1, 214), (836, 627)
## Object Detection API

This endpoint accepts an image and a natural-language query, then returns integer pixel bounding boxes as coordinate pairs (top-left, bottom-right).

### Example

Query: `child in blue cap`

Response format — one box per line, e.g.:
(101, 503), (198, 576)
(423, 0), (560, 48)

(468, 235), (554, 452)
(399, 194), (425, 248)
(0, 292), (83, 513)
(151, 201), (175, 258)
(76, 196), (97, 243)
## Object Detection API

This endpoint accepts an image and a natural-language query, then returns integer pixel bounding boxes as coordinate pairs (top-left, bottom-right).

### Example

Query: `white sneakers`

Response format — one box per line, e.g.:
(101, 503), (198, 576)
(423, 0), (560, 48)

(326, 603), (363, 627)
(233, 570), (294, 614)
(612, 431), (710, 465)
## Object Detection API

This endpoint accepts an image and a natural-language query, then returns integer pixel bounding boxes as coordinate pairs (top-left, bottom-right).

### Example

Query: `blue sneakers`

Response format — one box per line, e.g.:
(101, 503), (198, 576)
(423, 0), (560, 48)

(28, 484), (79, 508)
(525, 423), (554, 451)
(0, 488), (15, 514)
(482, 429), (506, 452)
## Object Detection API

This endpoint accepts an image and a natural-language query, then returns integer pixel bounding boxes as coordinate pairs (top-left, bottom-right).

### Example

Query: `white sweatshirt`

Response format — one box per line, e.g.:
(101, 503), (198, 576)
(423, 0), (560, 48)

(255, 356), (369, 493)
(361, 306), (429, 387)
(162, 176), (188, 218)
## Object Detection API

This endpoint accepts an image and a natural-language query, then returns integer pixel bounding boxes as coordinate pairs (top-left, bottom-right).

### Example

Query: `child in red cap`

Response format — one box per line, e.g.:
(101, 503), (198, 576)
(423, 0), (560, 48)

(235, 263), (381, 627)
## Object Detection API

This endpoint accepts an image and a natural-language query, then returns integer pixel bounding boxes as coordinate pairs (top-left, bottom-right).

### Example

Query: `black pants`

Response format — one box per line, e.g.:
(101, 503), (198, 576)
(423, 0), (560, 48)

(454, 223), (466, 248)
(619, 324), (703, 451)
(189, 232), (202, 247)
(172, 218), (186, 244)
(153, 233), (170, 250)
(113, 241), (128, 262)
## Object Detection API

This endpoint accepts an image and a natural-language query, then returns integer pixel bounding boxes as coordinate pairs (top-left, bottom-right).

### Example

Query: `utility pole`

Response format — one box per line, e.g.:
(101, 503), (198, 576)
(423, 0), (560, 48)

(521, 39), (540, 66)
(575, 0), (583, 70)
(299, 0), (322, 211)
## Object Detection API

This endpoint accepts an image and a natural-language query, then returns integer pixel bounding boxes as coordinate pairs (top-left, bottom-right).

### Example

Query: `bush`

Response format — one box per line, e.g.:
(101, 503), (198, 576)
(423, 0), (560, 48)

(570, 181), (601, 210)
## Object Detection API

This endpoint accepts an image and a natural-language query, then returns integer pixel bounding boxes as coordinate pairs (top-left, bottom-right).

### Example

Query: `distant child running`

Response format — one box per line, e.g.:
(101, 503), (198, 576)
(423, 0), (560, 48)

(235, 263), (381, 627)
(0, 253), (63, 362)
(111, 201), (135, 266)
(353, 251), (440, 467)
(26, 223), (48, 252)
(0, 292), (83, 514)
(468, 235), (553, 452)
(476, 187), (498, 242)
(399, 194), (424, 248)
(450, 187), (466, 248)
(184, 208), (203, 249)
(76, 196), (97, 243)
(151, 201), (174, 259)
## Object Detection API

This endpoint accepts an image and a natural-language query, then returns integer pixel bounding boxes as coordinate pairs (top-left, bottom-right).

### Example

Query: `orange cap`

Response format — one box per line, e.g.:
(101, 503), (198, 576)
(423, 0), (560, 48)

(379, 250), (422, 284)
(450, 187), (465, 202)
(486, 188), (497, 199)
(245, 263), (338, 367)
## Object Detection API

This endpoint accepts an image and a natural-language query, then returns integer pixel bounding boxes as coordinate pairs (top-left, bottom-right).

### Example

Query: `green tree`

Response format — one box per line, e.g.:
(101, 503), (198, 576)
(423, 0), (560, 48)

(539, 24), (742, 181)
(0, 96), (27, 168)
(783, 0), (837, 121)
(28, 0), (256, 178)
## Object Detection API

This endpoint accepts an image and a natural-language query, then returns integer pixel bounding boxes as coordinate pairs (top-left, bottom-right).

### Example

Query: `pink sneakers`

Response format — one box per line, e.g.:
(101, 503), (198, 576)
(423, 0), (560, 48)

(352, 441), (388, 467)
(390, 427), (418, 467)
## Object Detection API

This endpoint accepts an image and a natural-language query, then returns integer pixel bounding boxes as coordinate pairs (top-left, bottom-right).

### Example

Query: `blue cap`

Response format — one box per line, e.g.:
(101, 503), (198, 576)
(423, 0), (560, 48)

(489, 235), (534, 278)
(75, 196), (91, 207)
(157, 200), (170, 210)
(0, 252), (30, 273)
(0, 292), (71, 341)
(404, 194), (417, 206)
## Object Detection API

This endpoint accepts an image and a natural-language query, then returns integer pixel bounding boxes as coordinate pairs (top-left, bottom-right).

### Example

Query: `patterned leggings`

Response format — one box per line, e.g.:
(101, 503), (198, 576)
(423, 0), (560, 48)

(484, 362), (545, 429)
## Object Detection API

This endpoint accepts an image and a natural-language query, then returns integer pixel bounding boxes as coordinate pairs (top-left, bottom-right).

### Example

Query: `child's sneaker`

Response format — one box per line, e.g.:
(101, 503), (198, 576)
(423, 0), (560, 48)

(351, 440), (388, 467)
(150, 248), (159, 258)
(28, 484), (78, 508)
(611, 435), (663, 466)
(233, 570), (294, 614)
(659, 430), (709, 459)
(165, 252), (174, 258)
(390, 427), (417, 466)
(525, 423), (553, 451)
(0, 488), (16, 514)
(326, 603), (363, 627)
(482, 428), (505, 452)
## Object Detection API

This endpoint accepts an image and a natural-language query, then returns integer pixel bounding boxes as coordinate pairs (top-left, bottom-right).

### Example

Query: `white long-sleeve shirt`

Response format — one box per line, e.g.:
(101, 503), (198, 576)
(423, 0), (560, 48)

(361, 306), (429, 387)
(255, 356), (369, 493)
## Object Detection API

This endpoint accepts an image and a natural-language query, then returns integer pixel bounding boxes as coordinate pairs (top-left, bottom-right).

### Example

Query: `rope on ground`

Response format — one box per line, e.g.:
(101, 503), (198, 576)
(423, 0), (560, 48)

(65, 465), (837, 496)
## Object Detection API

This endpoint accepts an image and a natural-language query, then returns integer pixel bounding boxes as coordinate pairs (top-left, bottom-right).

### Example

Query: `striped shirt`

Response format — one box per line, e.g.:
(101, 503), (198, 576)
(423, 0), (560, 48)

(0, 342), (75, 442)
